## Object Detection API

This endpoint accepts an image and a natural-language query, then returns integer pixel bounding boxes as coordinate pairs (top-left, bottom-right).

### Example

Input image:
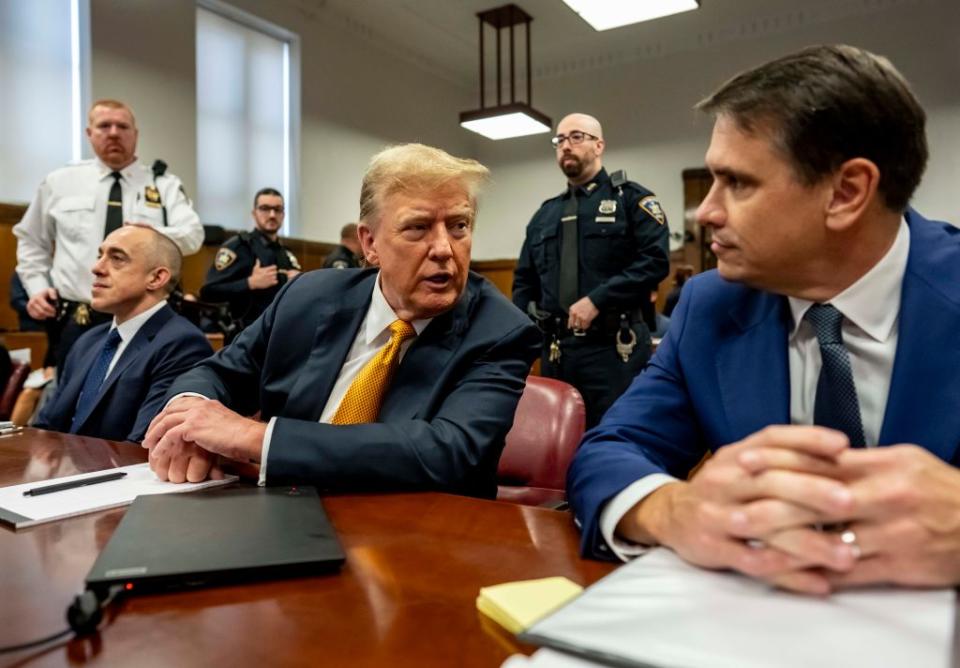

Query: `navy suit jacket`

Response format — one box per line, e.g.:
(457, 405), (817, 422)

(167, 269), (541, 498)
(569, 211), (960, 559)
(36, 304), (213, 443)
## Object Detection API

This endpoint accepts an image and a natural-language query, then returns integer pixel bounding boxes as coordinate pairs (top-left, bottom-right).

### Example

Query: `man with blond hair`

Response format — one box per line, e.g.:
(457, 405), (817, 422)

(14, 99), (203, 371)
(144, 143), (540, 497)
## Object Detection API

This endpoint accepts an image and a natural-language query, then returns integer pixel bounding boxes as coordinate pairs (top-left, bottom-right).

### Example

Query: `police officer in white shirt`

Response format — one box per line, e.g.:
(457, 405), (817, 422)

(13, 98), (204, 371)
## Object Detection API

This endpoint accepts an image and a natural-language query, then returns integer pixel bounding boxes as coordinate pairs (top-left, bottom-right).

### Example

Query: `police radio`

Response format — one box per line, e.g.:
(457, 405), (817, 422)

(151, 159), (169, 227)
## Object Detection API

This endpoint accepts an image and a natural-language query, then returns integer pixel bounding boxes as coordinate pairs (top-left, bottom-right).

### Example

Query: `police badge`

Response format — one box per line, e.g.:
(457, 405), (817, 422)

(598, 199), (617, 215)
(144, 185), (162, 208)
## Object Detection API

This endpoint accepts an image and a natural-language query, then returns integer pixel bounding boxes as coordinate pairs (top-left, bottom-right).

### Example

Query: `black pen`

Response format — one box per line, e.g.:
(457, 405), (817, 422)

(23, 471), (128, 497)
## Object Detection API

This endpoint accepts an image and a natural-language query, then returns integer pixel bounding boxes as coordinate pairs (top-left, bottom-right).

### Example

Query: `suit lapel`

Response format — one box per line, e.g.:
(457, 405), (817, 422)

(716, 292), (791, 443)
(72, 305), (174, 431)
(378, 281), (474, 420)
(282, 278), (374, 421)
(880, 215), (960, 462)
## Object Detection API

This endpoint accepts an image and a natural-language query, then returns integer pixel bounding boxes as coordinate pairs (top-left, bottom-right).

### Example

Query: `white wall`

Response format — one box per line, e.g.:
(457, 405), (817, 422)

(471, 0), (960, 259)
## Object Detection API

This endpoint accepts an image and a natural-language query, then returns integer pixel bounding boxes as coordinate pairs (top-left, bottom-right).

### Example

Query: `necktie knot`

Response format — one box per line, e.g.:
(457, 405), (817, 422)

(110, 171), (122, 182)
(804, 303), (844, 345)
(105, 328), (123, 351)
(389, 319), (416, 342)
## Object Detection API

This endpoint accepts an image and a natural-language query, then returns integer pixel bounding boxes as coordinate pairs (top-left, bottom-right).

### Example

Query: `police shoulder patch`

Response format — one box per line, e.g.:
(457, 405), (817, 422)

(214, 247), (237, 271)
(638, 196), (666, 225)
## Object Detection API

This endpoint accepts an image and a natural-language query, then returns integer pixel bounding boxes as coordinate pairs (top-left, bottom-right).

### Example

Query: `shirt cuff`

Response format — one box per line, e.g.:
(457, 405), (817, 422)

(257, 416), (278, 487)
(599, 473), (679, 562)
(164, 392), (209, 410)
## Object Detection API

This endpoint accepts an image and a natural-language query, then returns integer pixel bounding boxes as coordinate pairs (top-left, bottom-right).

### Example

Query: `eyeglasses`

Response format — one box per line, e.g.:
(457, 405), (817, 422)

(256, 204), (284, 214)
(551, 131), (598, 149)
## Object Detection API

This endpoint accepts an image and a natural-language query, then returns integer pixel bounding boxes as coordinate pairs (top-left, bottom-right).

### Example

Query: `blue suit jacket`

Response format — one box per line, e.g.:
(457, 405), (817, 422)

(36, 304), (213, 443)
(569, 211), (960, 559)
(167, 269), (541, 498)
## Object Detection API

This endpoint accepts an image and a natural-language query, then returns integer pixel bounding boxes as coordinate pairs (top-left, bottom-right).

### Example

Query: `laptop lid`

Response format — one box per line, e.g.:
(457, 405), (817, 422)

(86, 485), (345, 596)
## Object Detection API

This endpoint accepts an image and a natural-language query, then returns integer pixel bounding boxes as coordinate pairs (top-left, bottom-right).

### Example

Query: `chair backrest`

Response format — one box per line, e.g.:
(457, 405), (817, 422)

(0, 361), (30, 421)
(497, 376), (586, 506)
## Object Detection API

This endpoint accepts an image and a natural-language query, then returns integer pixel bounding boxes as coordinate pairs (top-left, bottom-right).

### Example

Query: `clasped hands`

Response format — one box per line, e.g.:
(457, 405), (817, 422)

(619, 425), (960, 594)
(142, 396), (267, 483)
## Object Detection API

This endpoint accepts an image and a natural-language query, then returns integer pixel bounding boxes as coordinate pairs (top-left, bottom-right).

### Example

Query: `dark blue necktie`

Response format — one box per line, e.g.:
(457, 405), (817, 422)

(804, 304), (865, 448)
(71, 328), (123, 432)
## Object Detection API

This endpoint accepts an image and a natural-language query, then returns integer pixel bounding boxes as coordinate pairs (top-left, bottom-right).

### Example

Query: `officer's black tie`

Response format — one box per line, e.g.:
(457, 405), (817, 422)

(105, 171), (123, 238)
(558, 188), (579, 311)
(805, 303), (866, 447)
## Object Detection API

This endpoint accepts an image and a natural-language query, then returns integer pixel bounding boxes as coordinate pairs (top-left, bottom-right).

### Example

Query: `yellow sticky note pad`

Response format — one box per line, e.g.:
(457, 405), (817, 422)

(476, 576), (583, 634)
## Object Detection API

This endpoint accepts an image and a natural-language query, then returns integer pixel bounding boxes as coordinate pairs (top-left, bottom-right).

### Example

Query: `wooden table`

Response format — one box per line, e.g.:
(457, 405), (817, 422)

(0, 429), (614, 667)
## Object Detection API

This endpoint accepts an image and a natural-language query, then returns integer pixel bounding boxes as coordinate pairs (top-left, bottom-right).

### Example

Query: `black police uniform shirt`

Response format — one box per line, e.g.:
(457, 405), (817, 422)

(200, 228), (301, 326)
(322, 244), (360, 269)
(512, 168), (670, 327)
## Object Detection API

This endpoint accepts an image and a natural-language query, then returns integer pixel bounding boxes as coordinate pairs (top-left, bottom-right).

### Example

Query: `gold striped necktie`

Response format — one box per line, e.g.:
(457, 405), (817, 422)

(331, 319), (417, 425)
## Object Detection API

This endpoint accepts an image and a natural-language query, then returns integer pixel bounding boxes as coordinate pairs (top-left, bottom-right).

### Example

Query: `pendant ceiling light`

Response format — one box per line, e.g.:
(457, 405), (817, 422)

(459, 4), (552, 141)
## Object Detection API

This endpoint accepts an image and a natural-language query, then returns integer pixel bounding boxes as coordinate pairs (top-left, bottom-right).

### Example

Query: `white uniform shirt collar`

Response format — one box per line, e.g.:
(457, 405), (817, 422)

(112, 299), (167, 344)
(788, 217), (909, 343)
(95, 157), (140, 181)
(365, 272), (432, 344)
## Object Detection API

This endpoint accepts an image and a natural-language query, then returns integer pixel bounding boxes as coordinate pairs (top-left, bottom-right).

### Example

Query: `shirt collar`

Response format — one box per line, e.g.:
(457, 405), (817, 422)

(364, 273), (432, 345)
(112, 300), (167, 344)
(96, 157), (140, 181)
(788, 217), (909, 342)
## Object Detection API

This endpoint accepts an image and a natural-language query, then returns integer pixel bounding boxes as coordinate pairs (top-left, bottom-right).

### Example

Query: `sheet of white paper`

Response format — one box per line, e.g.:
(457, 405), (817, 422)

(8, 347), (30, 365)
(0, 463), (237, 528)
(524, 548), (955, 668)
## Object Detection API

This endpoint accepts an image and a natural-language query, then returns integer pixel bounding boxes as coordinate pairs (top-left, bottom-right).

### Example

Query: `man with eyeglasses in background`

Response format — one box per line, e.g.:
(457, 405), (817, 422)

(512, 113), (670, 428)
(200, 187), (301, 331)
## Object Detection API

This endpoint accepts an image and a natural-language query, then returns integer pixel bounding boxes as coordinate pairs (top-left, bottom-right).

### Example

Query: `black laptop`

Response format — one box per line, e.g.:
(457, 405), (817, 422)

(86, 485), (345, 596)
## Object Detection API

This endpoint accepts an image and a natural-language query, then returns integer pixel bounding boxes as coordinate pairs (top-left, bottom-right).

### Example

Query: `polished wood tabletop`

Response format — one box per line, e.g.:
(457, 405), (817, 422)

(0, 429), (614, 667)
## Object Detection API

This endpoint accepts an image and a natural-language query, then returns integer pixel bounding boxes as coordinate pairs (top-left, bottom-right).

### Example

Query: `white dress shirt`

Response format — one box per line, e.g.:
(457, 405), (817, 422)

(599, 218), (910, 560)
(256, 274), (431, 484)
(13, 157), (203, 303)
(103, 300), (169, 378)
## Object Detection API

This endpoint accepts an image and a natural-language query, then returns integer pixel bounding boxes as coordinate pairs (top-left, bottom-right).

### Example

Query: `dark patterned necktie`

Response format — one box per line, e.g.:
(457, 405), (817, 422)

(71, 328), (123, 432)
(804, 304), (865, 447)
(105, 171), (123, 237)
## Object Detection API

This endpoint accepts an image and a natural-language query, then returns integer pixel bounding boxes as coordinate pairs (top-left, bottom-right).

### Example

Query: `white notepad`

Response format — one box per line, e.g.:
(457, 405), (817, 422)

(0, 463), (237, 529)
(522, 548), (956, 668)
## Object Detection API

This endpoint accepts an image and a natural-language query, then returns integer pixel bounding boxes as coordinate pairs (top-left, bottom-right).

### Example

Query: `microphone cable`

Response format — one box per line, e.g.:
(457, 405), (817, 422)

(0, 585), (125, 655)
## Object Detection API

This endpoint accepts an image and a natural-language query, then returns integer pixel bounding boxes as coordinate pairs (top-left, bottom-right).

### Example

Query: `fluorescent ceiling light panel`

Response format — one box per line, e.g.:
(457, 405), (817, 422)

(460, 111), (551, 140)
(563, 0), (698, 31)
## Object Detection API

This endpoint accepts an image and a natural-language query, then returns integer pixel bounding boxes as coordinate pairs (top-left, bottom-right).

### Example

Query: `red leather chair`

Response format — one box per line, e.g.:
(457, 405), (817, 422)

(0, 361), (30, 421)
(497, 376), (586, 506)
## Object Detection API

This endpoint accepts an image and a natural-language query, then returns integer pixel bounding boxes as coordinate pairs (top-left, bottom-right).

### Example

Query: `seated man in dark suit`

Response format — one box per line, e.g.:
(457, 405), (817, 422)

(144, 143), (540, 497)
(569, 45), (960, 593)
(35, 225), (213, 442)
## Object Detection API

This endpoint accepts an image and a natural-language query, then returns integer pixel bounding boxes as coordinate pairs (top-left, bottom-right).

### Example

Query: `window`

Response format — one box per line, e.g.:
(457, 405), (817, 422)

(0, 0), (89, 202)
(196, 2), (299, 233)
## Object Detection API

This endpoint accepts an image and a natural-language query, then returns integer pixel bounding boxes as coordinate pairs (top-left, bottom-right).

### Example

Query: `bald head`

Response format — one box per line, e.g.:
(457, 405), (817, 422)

(91, 225), (183, 323)
(555, 113), (606, 185)
(558, 113), (603, 140)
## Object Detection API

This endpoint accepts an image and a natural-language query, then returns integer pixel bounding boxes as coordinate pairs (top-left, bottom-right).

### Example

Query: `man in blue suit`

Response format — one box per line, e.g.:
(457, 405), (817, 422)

(36, 225), (212, 442)
(143, 144), (540, 497)
(569, 45), (960, 593)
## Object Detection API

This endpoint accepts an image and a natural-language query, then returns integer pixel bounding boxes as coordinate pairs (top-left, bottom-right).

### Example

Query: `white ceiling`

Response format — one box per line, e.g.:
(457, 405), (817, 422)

(287, 0), (936, 88)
